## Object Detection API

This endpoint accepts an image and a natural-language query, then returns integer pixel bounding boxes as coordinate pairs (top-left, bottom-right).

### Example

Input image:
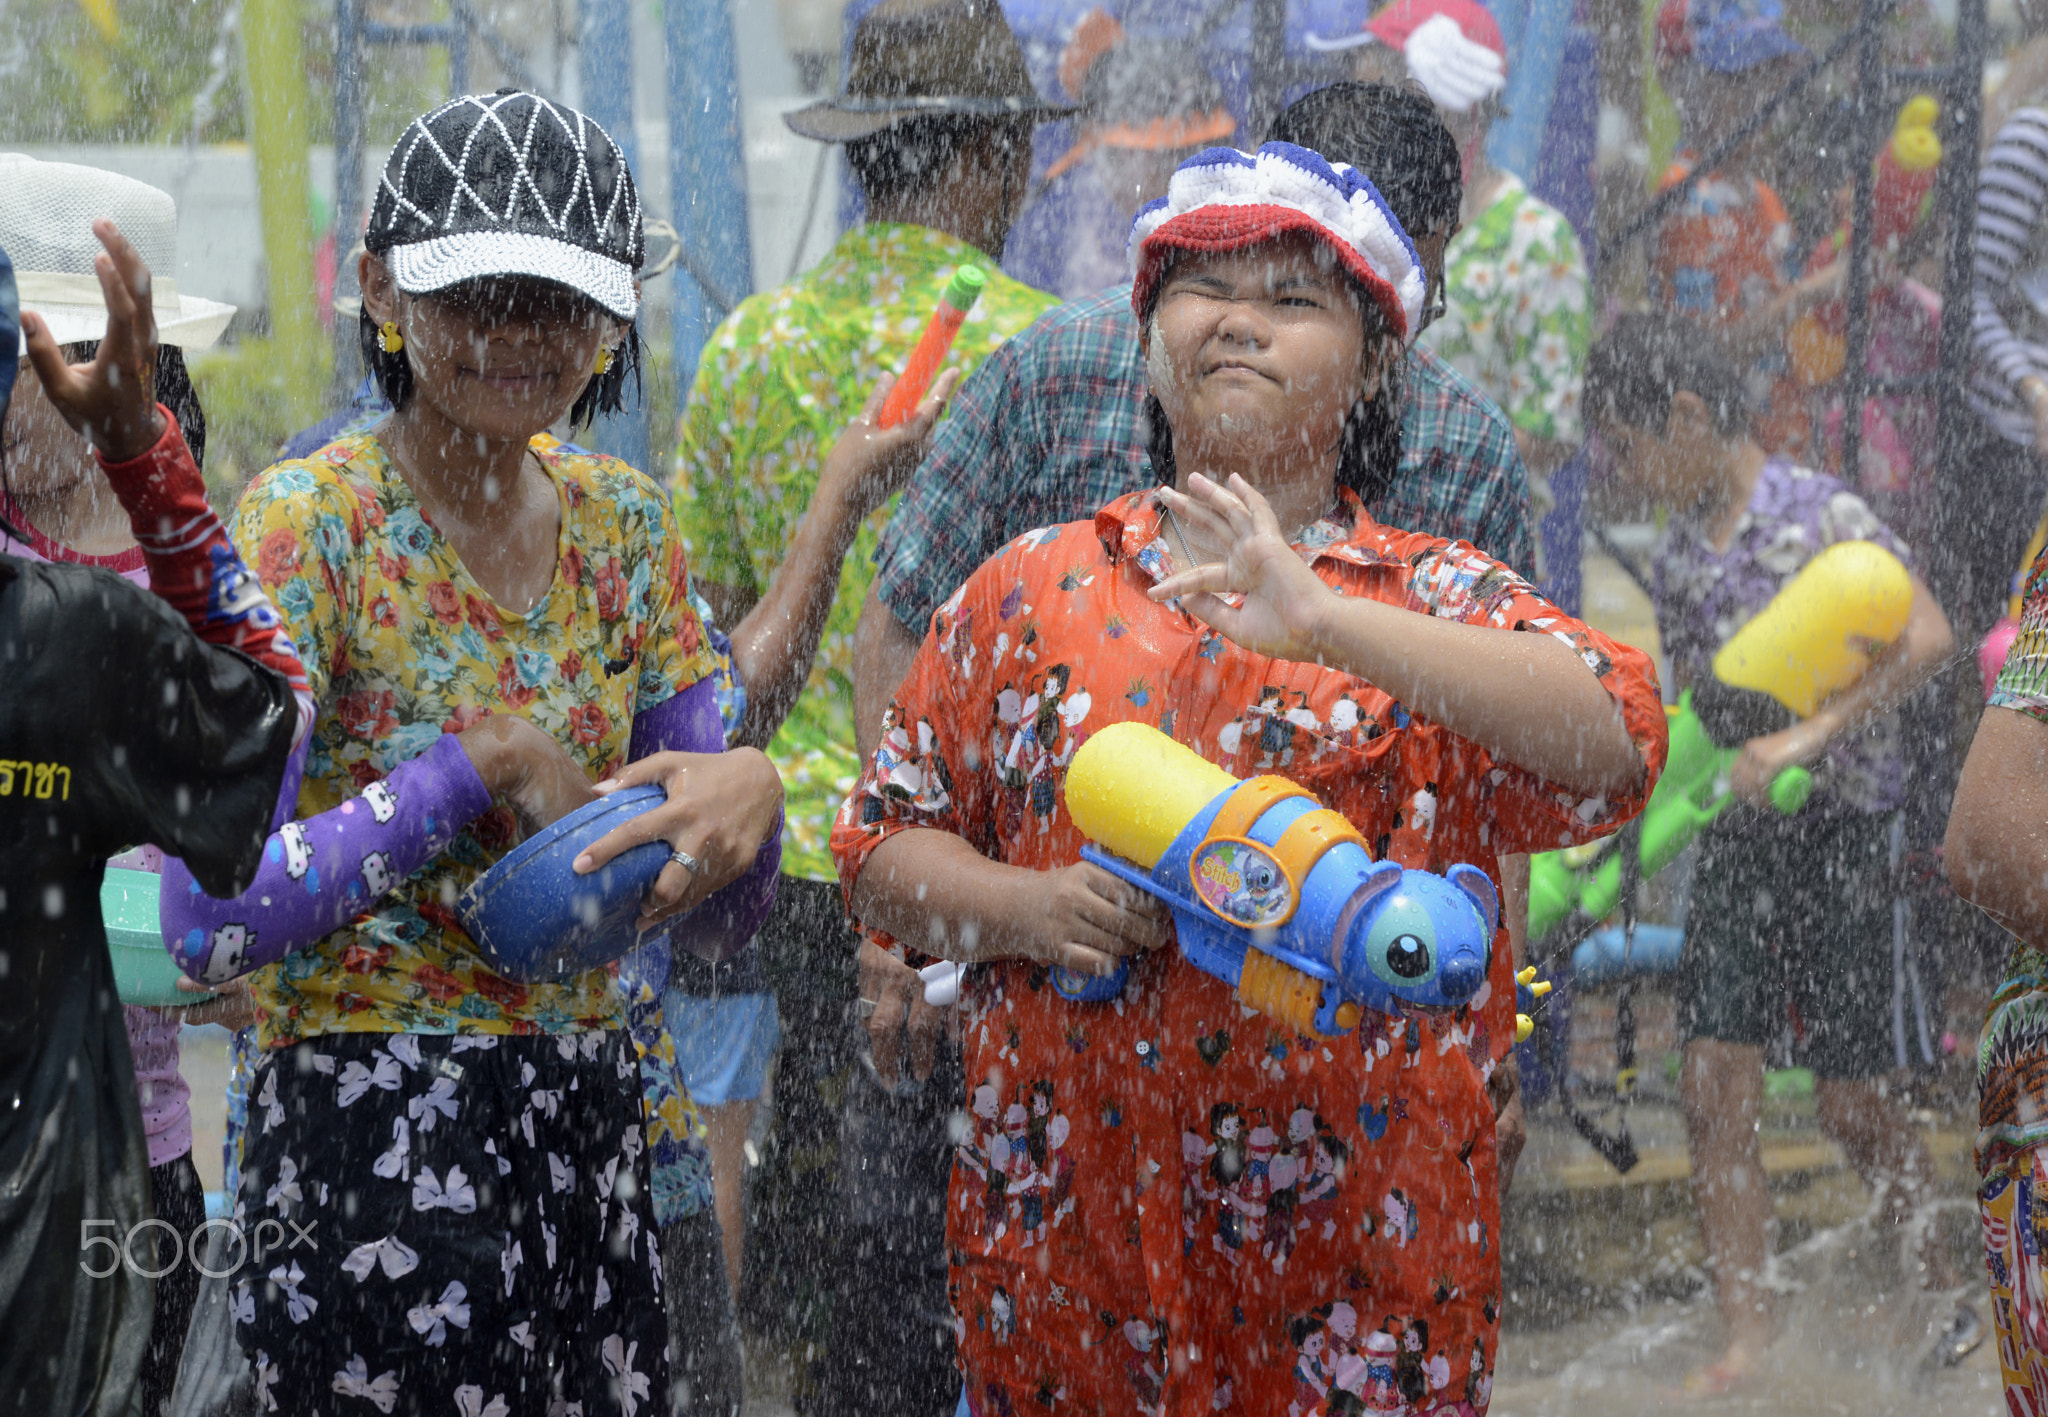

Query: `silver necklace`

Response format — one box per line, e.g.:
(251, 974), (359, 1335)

(1163, 501), (1202, 573)
(1162, 489), (1341, 571)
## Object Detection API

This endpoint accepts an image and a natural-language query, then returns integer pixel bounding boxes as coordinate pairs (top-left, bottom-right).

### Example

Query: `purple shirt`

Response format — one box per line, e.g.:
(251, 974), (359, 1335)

(1651, 458), (1914, 817)
(1, 522), (191, 1168)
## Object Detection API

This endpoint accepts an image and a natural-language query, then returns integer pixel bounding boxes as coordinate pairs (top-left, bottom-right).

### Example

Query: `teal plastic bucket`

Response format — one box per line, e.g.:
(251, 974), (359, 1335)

(103, 865), (210, 1007)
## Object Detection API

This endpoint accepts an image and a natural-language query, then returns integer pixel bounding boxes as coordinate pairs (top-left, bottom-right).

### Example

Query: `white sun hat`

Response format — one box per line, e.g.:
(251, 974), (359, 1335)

(0, 153), (237, 350)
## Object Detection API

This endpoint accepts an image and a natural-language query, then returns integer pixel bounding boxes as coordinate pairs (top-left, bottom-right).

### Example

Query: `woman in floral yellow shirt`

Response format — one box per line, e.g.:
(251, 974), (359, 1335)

(179, 94), (784, 1415)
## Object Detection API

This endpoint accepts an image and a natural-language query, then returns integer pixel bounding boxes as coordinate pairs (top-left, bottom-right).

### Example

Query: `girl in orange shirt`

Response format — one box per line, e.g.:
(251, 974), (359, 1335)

(833, 143), (1666, 1416)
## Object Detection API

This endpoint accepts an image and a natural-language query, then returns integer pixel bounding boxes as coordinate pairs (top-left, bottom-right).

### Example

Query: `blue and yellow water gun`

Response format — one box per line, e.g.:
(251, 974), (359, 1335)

(1054, 722), (1498, 1039)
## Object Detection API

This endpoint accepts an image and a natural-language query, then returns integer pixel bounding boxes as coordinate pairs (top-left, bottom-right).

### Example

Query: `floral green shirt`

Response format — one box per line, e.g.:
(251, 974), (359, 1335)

(673, 222), (1057, 878)
(1420, 175), (1590, 557)
(234, 433), (718, 1046)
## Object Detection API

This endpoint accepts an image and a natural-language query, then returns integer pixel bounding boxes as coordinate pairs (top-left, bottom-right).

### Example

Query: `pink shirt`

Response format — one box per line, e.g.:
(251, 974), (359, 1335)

(2, 518), (192, 1169)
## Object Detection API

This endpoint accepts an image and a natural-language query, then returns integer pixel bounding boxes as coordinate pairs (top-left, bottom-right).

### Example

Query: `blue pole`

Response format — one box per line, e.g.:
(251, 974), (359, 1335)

(1489, 0), (1572, 181)
(667, 0), (754, 411)
(578, 0), (652, 473)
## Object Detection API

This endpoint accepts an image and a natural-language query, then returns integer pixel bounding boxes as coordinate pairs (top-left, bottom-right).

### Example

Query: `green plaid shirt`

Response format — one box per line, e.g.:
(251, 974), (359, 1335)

(874, 282), (1534, 634)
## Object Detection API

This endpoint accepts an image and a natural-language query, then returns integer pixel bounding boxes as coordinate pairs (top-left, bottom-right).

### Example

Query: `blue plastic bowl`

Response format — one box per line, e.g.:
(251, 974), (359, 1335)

(458, 784), (672, 983)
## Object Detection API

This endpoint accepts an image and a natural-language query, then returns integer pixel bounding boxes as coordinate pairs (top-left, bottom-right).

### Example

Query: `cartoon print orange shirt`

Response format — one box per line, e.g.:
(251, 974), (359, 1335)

(832, 489), (1666, 1416)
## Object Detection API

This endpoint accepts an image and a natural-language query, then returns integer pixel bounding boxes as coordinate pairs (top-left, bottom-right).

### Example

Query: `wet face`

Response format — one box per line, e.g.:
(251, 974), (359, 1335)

(361, 254), (624, 442)
(1594, 389), (1724, 512)
(0, 358), (98, 502)
(1144, 235), (1380, 476)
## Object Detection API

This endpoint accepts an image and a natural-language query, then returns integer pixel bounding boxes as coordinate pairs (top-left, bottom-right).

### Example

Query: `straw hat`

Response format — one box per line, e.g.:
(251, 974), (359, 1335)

(783, 0), (1072, 145)
(0, 154), (236, 349)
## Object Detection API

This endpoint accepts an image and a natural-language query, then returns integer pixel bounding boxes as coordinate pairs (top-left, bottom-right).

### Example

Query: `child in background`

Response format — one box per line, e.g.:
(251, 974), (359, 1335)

(1650, 0), (1845, 460)
(1586, 313), (1976, 1393)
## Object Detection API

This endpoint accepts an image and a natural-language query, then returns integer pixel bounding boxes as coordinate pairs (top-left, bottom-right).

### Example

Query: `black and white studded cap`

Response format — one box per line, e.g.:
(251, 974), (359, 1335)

(367, 91), (643, 321)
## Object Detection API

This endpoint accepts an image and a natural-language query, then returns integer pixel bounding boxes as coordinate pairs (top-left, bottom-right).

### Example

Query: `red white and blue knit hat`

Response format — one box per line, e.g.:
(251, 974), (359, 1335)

(1127, 142), (1427, 345)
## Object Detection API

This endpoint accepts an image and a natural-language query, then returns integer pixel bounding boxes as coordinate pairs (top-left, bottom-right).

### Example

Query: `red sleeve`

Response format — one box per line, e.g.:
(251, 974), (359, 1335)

(1397, 539), (1668, 854)
(830, 570), (999, 951)
(96, 406), (310, 704)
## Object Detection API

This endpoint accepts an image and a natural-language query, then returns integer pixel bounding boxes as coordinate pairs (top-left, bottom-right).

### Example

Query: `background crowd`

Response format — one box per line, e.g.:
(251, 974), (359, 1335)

(19, 0), (2048, 1414)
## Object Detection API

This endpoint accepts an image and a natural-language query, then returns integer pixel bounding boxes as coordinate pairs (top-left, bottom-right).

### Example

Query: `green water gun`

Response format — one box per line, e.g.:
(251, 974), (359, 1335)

(1527, 690), (1812, 942)
(1527, 539), (1915, 943)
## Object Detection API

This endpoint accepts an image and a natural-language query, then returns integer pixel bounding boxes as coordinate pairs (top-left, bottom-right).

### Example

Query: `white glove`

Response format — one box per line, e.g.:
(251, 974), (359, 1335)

(1403, 14), (1507, 114)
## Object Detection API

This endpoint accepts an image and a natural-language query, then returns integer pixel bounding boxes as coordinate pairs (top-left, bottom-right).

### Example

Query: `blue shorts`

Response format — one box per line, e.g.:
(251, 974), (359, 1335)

(662, 991), (780, 1106)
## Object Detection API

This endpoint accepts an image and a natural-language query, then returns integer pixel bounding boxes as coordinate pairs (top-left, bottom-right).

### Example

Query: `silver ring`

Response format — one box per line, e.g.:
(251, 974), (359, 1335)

(668, 848), (704, 876)
(855, 998), (880, 1020)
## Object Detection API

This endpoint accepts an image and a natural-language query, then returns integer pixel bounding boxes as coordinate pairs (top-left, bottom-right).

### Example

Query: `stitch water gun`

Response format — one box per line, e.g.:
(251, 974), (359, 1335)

(1527, 539), (1913, 942)
(877, 265), (986, 427)
(1055, 721), (1496, 1038)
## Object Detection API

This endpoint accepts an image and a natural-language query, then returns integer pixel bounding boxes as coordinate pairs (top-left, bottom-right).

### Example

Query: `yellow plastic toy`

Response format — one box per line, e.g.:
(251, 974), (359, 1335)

(1712, 540), (1912, 716)
(1058, 722), (1497, 1036)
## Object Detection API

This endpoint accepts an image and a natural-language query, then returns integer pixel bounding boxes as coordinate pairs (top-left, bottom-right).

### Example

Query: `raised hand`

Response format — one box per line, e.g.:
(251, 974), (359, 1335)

(1147, 472), (1339, 663)
(575, 747), (783, 930)
(19, 219), (164, 462)
(820, 365), (963, 523)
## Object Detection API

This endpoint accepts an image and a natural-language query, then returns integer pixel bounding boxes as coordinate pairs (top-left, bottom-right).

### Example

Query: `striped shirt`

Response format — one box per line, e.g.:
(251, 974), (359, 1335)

(873, 282), (1535, 635)
(1971, 107), (2048, 445)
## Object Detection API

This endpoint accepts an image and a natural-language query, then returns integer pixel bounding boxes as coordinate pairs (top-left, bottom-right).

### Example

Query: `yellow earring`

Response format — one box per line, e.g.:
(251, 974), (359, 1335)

(378, 320), (404, 355)
(594, 346), (614, 375)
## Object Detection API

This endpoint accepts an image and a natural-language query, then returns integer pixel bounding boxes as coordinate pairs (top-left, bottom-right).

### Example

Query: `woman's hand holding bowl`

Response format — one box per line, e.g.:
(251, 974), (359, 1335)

(1149, 472), (1340, 663)
(576, 748), (784, 930)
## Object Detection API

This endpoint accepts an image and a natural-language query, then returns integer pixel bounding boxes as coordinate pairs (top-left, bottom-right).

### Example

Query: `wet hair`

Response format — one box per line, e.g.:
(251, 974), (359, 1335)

(1265, 82), (1463, 243)
(846, 114), (1034, 207)
(1143, 251), (1406, 506)
(357, 294), (640, 432)
(1584, 311), (1750, 439)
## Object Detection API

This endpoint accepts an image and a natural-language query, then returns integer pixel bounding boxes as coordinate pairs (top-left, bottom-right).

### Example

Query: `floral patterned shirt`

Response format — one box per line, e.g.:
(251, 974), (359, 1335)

(831, 489), (1665, 1415)
(673, 221), (1058, 880)
(233, 433), (718, 1046)
(1982, 542), (2048, 1174)
(1421, 175), (1590, 454)
(1652, 457), (1913, 817)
